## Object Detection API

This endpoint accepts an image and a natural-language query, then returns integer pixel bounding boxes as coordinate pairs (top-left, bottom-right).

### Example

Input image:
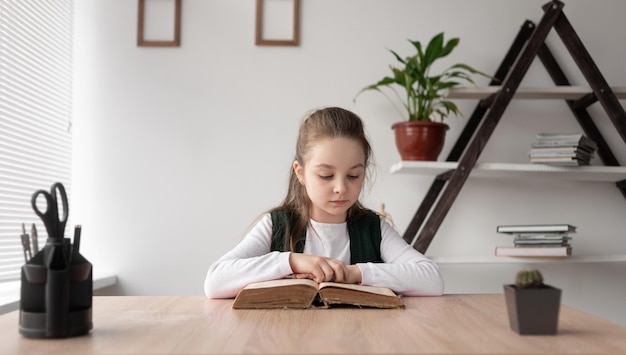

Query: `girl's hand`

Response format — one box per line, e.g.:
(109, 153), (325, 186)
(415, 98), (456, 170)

(288, 254), (362, 284)
(344, 264), (362, 284)
(289, 253), (349, 284)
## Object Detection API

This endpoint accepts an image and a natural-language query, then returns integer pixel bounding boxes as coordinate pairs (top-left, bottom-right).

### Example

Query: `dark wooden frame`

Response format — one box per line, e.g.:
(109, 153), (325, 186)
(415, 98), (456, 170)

(255, 0), (300, 46)
(137, 0), (182, 47)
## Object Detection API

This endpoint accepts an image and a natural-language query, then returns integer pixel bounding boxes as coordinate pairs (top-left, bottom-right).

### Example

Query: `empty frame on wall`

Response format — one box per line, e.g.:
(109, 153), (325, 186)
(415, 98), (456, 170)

(255, 0), (300, 46)
(137, 0), (182, 47)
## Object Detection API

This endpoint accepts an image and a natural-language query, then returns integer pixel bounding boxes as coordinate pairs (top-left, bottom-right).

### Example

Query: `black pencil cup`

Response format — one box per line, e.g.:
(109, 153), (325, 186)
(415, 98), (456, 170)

(19, 237), (92, 338)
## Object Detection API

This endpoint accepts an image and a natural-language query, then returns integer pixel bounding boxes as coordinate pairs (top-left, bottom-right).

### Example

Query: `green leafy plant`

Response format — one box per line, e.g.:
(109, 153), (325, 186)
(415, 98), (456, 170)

(515, 269), (545, 289)
(354, 32), (492, 122)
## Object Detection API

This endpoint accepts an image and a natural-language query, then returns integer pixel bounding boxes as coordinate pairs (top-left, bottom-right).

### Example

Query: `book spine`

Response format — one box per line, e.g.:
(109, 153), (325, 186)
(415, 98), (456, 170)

(528, 150), (593, 158)
(533, 133), (597, 151)
(494, 246), (572, 257)
(496, 225), (576, 234)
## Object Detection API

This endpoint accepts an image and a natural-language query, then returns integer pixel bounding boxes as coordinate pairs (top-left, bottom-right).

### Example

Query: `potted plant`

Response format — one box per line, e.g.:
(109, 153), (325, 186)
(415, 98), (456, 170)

(503, 269), (562, 335)
(354, 32), (491, 161)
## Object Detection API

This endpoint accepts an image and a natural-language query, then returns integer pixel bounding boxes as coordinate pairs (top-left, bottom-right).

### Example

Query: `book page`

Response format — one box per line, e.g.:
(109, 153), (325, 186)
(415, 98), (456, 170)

(318, 282), (397, 297)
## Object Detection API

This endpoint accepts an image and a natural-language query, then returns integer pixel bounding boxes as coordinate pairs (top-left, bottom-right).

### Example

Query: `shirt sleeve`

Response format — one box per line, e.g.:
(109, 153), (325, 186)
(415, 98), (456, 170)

(357, 218), (444, 296)
(204, 214), (293, 298)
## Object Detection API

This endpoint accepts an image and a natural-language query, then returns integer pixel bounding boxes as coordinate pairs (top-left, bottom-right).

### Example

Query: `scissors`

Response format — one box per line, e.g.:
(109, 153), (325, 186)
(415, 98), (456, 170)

(31, 182), (69, 240)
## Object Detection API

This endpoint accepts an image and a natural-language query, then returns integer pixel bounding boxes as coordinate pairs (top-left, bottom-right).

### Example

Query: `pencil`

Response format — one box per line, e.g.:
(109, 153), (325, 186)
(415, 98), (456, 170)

(20, 223), (31, 262)
(31, 223), (39, 254)
(73, 225), (82, 256)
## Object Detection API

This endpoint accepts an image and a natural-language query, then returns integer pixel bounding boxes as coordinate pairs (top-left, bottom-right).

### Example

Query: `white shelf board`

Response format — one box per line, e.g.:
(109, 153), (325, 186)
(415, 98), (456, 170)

(447, 86), (626, 100)
(431, 254), (626, 264)
(390, 161), (626, 182)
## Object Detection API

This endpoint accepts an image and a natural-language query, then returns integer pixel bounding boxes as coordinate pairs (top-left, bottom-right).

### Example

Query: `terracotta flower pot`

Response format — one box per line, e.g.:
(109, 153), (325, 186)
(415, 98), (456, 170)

(391, 121), (449, 161)
(503, 284), (561, 335)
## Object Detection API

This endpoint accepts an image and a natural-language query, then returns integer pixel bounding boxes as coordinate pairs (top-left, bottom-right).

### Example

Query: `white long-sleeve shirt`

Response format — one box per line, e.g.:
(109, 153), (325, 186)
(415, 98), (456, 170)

(204, 213), (444, 298)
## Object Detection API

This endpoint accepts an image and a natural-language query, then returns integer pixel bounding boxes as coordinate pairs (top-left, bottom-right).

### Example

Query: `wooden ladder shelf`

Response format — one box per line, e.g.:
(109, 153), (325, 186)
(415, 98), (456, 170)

(403, 0), (626, 253)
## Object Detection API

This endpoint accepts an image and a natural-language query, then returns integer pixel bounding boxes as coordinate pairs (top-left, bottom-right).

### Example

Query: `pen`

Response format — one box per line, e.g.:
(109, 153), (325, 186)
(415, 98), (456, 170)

(31, 223), (39, 254)
(20, 223), (32, 262)
(73, 224), (82, 257)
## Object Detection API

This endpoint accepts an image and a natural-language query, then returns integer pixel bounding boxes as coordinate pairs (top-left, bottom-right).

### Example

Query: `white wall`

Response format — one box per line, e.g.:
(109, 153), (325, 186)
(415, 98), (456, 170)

(73, 0), (626, 326)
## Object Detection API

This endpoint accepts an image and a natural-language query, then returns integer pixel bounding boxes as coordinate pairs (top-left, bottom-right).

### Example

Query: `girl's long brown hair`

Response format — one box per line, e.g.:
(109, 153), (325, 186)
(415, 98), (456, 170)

(272, 107), (373, 251)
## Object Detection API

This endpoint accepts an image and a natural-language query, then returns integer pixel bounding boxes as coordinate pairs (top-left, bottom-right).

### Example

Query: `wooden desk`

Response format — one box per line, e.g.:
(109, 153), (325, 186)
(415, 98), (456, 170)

(1, 295), (625, 354)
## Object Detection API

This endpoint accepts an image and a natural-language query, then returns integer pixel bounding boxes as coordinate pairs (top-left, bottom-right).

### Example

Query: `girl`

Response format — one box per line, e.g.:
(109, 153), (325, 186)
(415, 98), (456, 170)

(204, 107), (443, 298)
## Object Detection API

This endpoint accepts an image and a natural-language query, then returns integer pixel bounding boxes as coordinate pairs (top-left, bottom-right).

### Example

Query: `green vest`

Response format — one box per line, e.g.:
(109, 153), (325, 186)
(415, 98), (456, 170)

(270, 209), (383, 264)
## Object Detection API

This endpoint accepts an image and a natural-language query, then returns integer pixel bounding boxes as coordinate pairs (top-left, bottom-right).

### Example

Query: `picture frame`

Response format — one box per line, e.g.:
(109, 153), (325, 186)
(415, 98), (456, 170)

(137, 0), (182, 47)
(255, 0), (300, 46)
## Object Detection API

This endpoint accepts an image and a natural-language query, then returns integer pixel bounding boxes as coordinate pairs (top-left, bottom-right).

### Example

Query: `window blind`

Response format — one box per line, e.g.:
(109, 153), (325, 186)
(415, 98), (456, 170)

(0, 0), (73, 282)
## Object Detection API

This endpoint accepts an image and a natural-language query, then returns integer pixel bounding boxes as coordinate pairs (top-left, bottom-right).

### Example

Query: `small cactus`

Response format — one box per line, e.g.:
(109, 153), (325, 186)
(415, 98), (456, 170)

(515, 269), (544, 289)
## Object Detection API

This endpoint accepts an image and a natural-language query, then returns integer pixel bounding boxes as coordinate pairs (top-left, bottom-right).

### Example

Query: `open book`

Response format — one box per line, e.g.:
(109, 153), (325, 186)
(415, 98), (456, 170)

(232, 278), (404, 309)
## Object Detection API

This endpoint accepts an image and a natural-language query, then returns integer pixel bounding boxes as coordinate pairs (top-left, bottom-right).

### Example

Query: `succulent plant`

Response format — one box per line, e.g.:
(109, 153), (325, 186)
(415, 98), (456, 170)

(515, 269), (545, 289)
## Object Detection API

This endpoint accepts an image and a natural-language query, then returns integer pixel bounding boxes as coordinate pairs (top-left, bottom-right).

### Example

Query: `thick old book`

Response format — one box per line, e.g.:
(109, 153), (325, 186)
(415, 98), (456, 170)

(232, 278), (404, 309)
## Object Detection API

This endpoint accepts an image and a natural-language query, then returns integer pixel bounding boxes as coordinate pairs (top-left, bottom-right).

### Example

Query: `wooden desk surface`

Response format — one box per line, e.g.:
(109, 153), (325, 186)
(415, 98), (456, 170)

(1, 295), (625, 354)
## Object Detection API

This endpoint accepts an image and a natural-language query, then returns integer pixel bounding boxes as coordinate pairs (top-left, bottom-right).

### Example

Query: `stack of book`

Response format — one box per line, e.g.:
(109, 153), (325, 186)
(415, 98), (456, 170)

(529, 133), (597, 166)
(495, 224), (575, 257)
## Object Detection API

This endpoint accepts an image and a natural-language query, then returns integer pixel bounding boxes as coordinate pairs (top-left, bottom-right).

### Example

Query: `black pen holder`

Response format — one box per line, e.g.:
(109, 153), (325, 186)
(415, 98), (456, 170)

(19, 238), (92, 338)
